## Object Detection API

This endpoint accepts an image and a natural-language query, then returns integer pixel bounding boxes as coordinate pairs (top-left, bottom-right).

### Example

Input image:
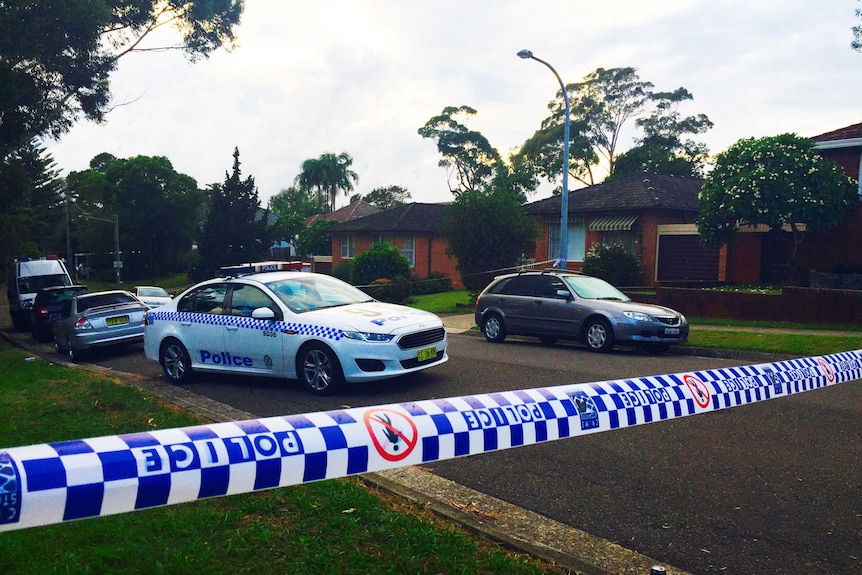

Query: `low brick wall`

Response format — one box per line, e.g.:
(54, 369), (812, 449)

(649, 287), (862, 325)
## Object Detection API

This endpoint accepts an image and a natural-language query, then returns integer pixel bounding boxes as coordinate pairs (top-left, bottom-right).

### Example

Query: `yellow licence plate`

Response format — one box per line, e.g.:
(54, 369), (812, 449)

(106, 315), (129, 327)
(416, 346), (436, 362)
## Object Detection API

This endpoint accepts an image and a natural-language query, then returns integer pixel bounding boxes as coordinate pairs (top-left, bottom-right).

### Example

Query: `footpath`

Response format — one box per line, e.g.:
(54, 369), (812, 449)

(4, 311), (858, 575)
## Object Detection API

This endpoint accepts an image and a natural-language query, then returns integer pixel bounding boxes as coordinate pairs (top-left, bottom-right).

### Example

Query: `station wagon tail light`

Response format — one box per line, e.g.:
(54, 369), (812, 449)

(75, 317), (94, 330)
(343, 331), (394, 342)
(35, 306), (49, 319)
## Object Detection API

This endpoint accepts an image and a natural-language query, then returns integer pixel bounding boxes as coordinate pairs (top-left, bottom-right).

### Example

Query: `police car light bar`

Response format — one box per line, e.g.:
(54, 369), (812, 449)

(218, 261), (304, 277)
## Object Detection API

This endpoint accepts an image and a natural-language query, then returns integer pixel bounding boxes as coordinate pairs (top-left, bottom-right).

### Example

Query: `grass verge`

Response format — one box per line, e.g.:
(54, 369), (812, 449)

(0, 345), (567, 575)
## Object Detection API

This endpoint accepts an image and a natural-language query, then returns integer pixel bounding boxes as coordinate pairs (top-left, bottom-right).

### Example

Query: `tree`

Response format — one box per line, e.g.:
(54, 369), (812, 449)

(296, 219), (334, 259)
(268, 186), (326, 253)
(444, 186), (537, 292)
(64, 154), (201, 280)
(853, 0), (862, 52)
(0, 0), (243, 159)
(0, 140), (64, 269)
(697, 133), (858, 283)
(418, 106), (501, 194)
(295, 152), (359, 212)
(518, 67), (711, 186)
(363, 185), (411, 210)
(194, 148), (271, 281)
(611, 88), (713, 179)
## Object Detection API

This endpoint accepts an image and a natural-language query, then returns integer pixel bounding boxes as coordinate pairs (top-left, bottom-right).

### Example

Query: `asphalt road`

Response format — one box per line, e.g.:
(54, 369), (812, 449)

(4, 325), (861, 575)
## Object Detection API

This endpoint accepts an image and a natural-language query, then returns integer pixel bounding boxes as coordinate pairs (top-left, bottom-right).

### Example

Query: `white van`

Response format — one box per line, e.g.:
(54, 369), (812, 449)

(7, 257), (73, 330)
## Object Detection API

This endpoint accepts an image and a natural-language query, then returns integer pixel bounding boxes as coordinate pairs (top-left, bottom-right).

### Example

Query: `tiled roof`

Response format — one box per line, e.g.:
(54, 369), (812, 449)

(523, 172), (703, 217)
(326, 203), (448, 234)
(305, 200), (381, 225)
(810, 122), (862, 142)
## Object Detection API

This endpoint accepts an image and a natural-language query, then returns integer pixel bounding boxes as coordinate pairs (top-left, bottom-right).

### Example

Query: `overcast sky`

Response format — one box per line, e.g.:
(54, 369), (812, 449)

(44, 0), (862, 209)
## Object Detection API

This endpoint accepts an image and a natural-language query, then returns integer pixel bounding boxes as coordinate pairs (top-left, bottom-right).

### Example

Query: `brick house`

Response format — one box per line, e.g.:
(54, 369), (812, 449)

(522, 172), (718, 286)
(727, 122), (862, 283)
(305, 199), (381, 274)
(325, 202), (462, 289)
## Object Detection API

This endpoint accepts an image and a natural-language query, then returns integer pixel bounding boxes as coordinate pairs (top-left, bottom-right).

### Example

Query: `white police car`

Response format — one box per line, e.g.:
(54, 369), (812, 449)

(143, 262), (448, 395)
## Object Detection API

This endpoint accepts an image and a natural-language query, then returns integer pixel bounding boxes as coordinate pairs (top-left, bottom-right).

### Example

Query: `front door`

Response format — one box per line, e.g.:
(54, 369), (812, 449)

(222, 283), (285, 375)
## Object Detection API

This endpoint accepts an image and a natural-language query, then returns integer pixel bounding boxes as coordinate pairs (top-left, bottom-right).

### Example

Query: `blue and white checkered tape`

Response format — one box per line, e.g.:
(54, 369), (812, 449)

(0, 350), (859, 531)
(147, 311), (344, 340)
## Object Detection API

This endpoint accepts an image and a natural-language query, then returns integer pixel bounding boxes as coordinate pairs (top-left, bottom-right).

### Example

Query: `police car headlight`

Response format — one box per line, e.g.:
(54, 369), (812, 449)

(343, 331), (394, 342)
(623, 311), (653, 322)
(679, 313), (687, 324)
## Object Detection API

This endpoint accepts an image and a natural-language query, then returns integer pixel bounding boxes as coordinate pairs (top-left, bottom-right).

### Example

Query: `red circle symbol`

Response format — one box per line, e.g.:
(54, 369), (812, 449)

(816, 357), (835, 383)
(683, 374), (711, 409)
(363, 408), (418, 462)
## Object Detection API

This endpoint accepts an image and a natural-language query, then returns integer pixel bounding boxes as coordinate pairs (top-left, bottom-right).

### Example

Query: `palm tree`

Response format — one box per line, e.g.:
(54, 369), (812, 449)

(295, 152), (359, 212)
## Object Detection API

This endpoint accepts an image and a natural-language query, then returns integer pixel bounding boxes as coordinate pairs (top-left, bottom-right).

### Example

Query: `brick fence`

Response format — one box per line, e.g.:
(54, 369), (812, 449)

(625, 287), (862, 325)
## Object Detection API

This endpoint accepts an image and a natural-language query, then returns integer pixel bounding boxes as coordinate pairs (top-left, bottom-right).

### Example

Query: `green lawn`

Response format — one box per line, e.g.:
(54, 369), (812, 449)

(0, 345), (565, 575)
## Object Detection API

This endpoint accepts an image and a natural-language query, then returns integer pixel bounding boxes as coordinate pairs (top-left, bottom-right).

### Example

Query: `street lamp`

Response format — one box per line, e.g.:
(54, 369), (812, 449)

(517, 49), (570, 270)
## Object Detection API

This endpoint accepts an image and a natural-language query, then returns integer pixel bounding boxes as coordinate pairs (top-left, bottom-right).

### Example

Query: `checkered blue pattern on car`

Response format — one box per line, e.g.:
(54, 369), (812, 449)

(147, 311), (344, 341)
(0, 350), (859, 531)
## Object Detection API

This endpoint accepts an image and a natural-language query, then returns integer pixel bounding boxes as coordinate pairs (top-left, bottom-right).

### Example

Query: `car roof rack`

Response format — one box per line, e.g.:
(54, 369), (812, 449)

(218, 261), (305, 278)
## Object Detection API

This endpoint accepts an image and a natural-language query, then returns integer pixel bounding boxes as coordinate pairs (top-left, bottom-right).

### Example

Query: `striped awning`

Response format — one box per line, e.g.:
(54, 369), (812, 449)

(589, 215), (638, 231)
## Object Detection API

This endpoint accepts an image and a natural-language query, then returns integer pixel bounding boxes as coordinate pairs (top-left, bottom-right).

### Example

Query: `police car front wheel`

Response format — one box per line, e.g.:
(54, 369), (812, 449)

(298, 342), (344, 395)
(160, 338), (192, 385)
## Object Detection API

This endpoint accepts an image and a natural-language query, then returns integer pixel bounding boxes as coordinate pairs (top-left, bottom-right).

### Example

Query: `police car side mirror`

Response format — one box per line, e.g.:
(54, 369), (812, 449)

(252, 307), (276, 320)
(556, 289), (573, 299)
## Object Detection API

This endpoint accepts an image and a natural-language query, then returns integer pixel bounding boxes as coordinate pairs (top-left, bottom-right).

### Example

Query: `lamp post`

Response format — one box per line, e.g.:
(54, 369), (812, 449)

(517, 49), (570, 269)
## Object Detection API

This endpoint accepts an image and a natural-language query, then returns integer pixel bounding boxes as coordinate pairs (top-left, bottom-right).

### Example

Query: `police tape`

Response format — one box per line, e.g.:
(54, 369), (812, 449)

(0, 350), (860, 531)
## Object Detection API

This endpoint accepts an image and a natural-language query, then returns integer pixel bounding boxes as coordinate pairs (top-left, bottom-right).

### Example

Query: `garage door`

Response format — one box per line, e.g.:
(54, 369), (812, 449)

(657, 235), (720, 281)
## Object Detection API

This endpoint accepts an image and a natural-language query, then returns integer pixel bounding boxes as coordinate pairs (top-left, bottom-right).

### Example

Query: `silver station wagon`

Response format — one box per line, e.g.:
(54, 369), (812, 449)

(475, 269), (689, 354)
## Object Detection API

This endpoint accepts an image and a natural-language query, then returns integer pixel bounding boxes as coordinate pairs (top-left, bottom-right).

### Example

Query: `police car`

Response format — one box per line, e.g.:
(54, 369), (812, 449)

(143, 262), (448, 395)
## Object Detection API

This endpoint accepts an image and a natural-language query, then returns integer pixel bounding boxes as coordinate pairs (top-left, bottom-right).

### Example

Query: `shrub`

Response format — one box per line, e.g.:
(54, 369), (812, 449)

(351, 243), (411, 286)
(581, 243), (642, 287)
(332, 261), (353, 283)
(412, 271), (452, 295)
(363, 276), (412, 304)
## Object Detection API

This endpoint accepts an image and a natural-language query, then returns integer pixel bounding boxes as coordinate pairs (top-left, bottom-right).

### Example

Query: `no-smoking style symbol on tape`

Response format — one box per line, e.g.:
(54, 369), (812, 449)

(816, 357), (836, 383)
(683, 374), (711, 409)
(364, 409), (418, 462)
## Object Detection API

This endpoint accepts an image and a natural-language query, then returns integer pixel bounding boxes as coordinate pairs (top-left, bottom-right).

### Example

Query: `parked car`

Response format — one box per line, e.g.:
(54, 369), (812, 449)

(30, 285), (89, 341)
(132, 286), (172, 308)
(7, 257), (73, 330)
(475, 269), (689, 354)
(53, 290), (149, 361)
(143, 261), (448, 395)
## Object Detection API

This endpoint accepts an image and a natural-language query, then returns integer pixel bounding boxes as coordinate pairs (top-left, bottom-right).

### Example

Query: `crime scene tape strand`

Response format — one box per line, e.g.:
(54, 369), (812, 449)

(0, 350), (859, 531)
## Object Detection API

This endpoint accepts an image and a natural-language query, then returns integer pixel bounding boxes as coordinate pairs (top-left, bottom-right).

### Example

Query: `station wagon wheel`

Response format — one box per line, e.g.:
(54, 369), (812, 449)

(298, 342), (344, 396)
(160, 338), (192, 385)
(482, 314), (507, 343)
(584, 317), (614, 353)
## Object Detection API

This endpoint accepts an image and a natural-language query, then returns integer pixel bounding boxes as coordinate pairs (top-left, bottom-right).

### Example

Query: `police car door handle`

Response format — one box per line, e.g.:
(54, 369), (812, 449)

(225, 325), (238, 331)
(180, 320), (192, 327)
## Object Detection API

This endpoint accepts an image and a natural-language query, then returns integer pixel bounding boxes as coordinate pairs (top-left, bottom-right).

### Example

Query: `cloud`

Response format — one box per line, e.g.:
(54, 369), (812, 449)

(45, 0), (862, 207)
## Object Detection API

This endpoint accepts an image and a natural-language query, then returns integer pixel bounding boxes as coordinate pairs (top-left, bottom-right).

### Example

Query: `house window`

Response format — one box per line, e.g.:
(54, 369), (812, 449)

(372, 234), (392, 245)
(602, 230), (637, 251)
(400, 236), (415, 267)
(340, 234), (355, 258)
(548, 222), (586, 263)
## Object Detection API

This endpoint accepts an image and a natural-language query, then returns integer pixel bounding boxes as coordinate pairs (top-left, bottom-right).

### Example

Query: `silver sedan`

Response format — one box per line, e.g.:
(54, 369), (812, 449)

(53, 290), (149, 361)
